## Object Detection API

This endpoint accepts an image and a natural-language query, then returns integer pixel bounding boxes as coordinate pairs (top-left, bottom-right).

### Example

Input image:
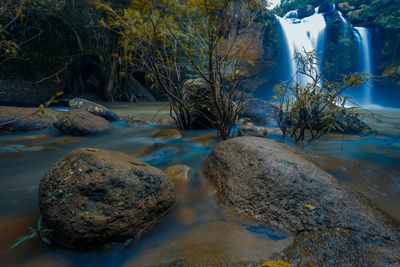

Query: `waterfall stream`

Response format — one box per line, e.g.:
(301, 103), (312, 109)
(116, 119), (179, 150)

(277, 9), (327, 84)
(354, 27), (374, 105)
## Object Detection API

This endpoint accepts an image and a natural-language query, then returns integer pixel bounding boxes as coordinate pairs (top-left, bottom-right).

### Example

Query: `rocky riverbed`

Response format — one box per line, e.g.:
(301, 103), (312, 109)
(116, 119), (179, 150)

(0, 101), (399, 266)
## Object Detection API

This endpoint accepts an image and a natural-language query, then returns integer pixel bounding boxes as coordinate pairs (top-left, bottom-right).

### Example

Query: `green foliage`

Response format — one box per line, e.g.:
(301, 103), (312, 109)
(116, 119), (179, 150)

(272, 50), (371, 144)
(334, 0), (400, 31)
(8, 217), (52, 251)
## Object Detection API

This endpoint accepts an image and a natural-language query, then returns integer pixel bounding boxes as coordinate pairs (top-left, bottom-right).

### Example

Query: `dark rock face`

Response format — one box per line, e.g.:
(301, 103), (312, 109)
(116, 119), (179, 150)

(128, 78), (155, 102)
(182, 78), (215, 129)
(347, 9), (362, 24)
(0, 79), (62, 107)
(317, 3), (335, 14)
(0, 106), (60, 133)
(204, 137), (400, 265)
(39, 148), (176, 249)
(69, 98), (120, 121)
(240, 98), (280, 124)
(238, 125), (268, 138)
(54, 109), (112, 136)
(297, 5), (315, 19)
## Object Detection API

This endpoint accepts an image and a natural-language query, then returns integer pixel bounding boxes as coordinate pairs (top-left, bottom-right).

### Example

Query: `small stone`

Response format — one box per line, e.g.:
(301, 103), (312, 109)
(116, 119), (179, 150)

(69, 98), (120, 121)
(164, 164), (191, 186)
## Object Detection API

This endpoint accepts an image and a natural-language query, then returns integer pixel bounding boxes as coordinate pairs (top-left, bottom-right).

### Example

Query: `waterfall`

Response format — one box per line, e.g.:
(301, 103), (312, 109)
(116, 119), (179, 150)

(277, 7), (328, 85)
(354, 27), (374, 105)
(273, 4), (377, 107)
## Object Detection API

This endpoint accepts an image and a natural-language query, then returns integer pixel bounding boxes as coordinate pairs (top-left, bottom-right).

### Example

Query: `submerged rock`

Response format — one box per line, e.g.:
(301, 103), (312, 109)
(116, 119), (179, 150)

(153, 129), (183, 139)
(133, 143), (186, 160)
(164, 164), (191, 186)
(39, 148), (176, 249)
(204, 137), (400, 265)
(126, 116), (151, 127)
(54, 109), (112, 136)
(0, 106), (59, 133)
(0, 144), (56, 154)
(240, 98), (280, 124)
(238, 125), (268, 138)
(69, 98), (120, 121)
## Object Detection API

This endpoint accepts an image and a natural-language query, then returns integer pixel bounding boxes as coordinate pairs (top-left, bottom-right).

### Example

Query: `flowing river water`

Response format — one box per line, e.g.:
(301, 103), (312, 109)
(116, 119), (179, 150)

(0, 103), (399, 266)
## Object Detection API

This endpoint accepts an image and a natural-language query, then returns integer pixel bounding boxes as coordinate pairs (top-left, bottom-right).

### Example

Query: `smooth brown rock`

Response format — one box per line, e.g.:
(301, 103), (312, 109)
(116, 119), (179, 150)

(238, 125), (268, 138)
(0, 106), (60, 133)
(164, 164), (191, 186)
(39, 148), (176, 249)
(54, 109), (112, 136)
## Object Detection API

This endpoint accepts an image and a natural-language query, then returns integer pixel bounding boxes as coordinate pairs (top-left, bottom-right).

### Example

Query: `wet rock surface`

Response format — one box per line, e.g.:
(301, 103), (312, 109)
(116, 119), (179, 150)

(69, 98), (120, 121)
(238, 125), (268, 138)
(0, 106), (59, 133)
(204, 137), (400, 265)
(164, 164), (191, 186)
(39, 148), (176, 249)
(182, 78), (215, 129)
(240, 98), (280, 124)
(126, 116), (151, 127)
(54, 109), (112, 136)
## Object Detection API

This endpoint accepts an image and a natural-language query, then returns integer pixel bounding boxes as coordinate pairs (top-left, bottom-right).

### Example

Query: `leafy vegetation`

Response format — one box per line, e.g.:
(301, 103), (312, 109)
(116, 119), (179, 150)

(96, 0), (266, 138)
(8, 217), (52, 251)
(272, 50), (371, 143)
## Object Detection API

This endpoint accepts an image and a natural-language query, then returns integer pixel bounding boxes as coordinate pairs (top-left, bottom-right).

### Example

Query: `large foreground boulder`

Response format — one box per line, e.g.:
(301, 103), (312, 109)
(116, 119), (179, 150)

(204, 137), (400, 265)
(54, 109), (112, 136)
(0, 106), (60, 133)
(240, 98), (280, 124)
(69, 98), (120, 121)
(39, 148), (176, 249)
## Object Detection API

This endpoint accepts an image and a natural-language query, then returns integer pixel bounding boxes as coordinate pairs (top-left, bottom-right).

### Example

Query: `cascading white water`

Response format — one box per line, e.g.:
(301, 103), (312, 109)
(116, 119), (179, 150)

(354, 27), (374, 105)
(274, 5), (378, 106)
(277, 8), (327, 84)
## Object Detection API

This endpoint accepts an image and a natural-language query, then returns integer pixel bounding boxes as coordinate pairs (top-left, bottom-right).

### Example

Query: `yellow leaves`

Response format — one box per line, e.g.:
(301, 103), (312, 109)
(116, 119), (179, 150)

(119, 72), (125, 78)
(260, 260), (292, 267)
(14, 7), (25, 22)
(304, 204), (316, 210)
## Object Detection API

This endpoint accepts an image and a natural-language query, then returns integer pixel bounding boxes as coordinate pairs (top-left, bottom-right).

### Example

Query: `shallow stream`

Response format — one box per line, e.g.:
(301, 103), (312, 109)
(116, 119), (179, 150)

(0, 103), (399, 266)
